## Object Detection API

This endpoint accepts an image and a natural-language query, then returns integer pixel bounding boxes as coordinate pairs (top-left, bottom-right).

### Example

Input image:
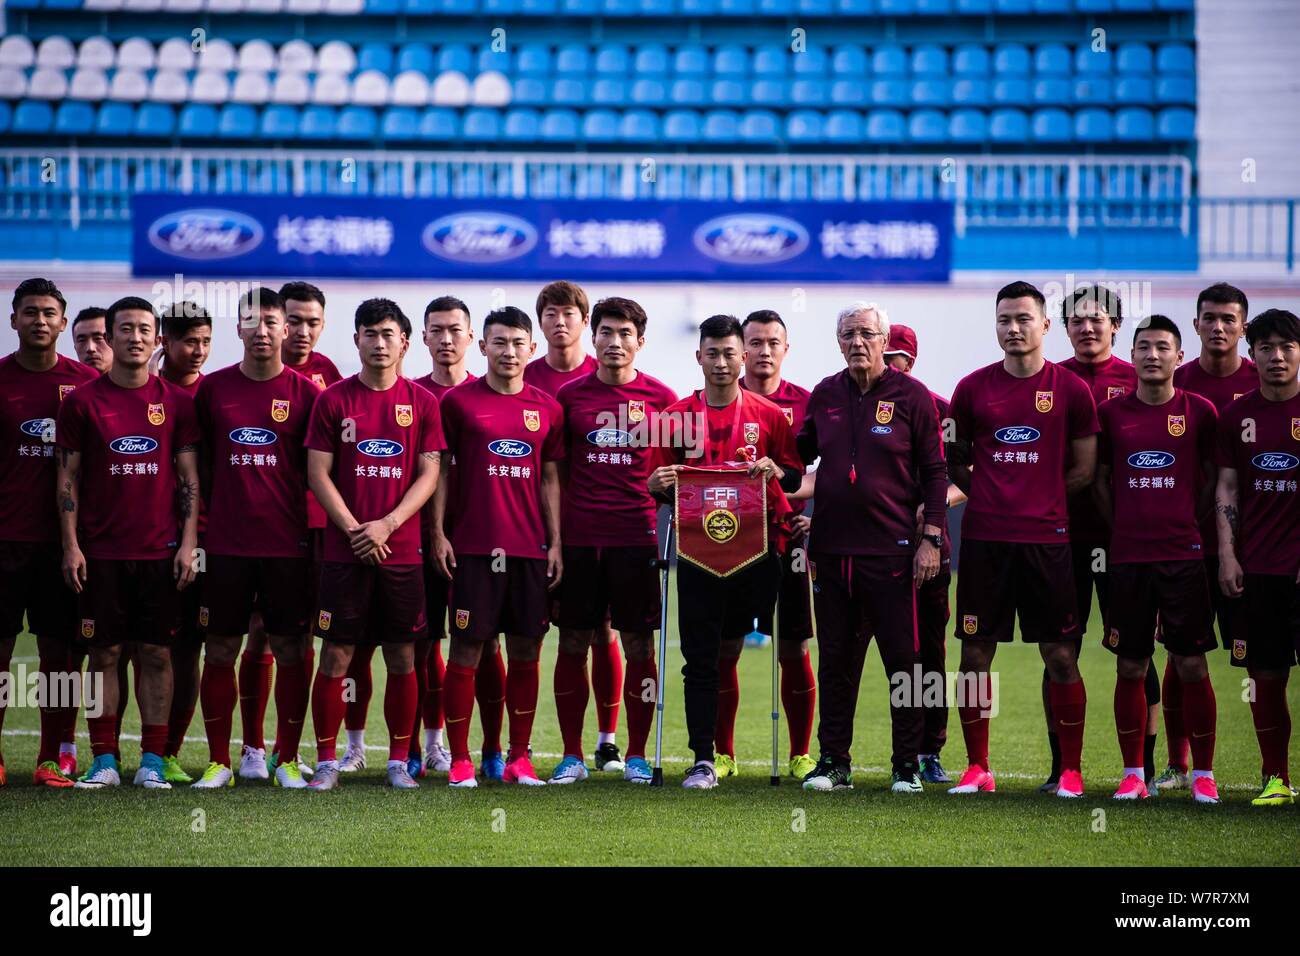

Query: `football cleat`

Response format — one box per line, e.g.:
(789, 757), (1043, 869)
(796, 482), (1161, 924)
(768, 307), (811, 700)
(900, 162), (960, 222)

(238, 745), (269, 780)
(1251, 775), (1294, 807)
(274, 762), (308, 789)
(623, 756), (653, 784)
(802, 756), (853, 791)
(789, 754), (817, 781)
(480, 751), (506, 782)
(57, 752), (77, 778)
(33, 760), (75, 789)
(682, 762), (718, 789)
(406, 755), (424, 780)
(593, 741), (625, 772)
(386, 761), (420, 790)
(1152, 766), (1189, 791)
(919, 753), (952, 784)
(191, 762), (235, 789)
(503, 753), (546, 786)
(1037, 776), (1059, 795)
(424, 742), (452, 774)
(890, 770), (924, 794)
(161, 755), (193, 785)
(948, 765), (996, 795)
(133, 755), (172, 790)
(1191, 775), (1220, 805)
(1055, 769), (1084, 798)
(338, 744), (367, 773)
(1112, 774), (1149, 800)
(308, 762), (341, 791)
(714, 753), (739, 778)
(548, 755), (590, 785)
(74, 754), (121, 789)
(448, 757), (478, 788)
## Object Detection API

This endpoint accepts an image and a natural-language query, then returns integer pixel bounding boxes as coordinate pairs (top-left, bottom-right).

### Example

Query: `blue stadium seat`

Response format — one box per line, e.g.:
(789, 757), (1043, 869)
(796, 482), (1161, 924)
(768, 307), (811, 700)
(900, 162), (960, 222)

(825, 109), (863, 143)
(642, 0), (675, 15)
(834, 0), (871, 11)
(367, 0), (401, 12)
(555, 44), (591, 74)
(718, 0), (756, 13)
(582, 109), (619, 141)
(592, 79), (627, 105)
(337, 106), (377, 141)
(911, 44), (948, 76)
(516, 44), (551, 76)
(539, 109), (578, 141)
(631, 79), (668, 107)
(785, 109), (824, 144)
(740, 109), (778, 143)
(136, 102), (175, 137)
(912, 79), (950, 106)
(358, 43), (394, 75)
(443, 0), (478, 12)
(1074, 0), (1112, 10)
(916, 0), (952, 11)
(865, 109), (905, 143)
(1114, 76), (1153, 104)
(477, 47), (511, 73)
(595, 44), (629, 74)
(178, 104), (217, 139)
(908, 109), (946, 143)
(663, 109), (701, 142)
(503, 108), (540, 141)
(1074, 108), (1113, 142)
(404, 0), (439, 13)
(1157, 107), (1194, 141)
(463, 108), (502, 141)
(1075, 46), (1111, 75)
(520, 0), (559, 11)
(298, 106), (337, 140)
(6, 0), (40, 7)
(552, 78), (587, 106)
(1031, 107), (1071, 142)
(14, 101), (54, 135)
(831, 45), (867, 76)
(872, 45), (907, 77)
(711, 79), (746, 105)
(634, 44), (669, 75)
(55, 101), (95, 136)
(878, 0), (916, 11)
(674, 46), (709, 76)
(1115, 0), (1154, 9)
(420, 107), (458, 139)
(619, 109), (659, 142)
(1116, 44), (1153, 74)
(994, 0), (1031, 11)
(989, 108), (1028, 142)
(955, 0), (992, 10)
(703, 109), (741, 143)
(713, 45), (749, 77)
(792, 46), (828, 75)
(513, 77), (549, 105)
(1034, 43), (1070, 76)
(790, 79), (828, 106)
(753, 46), (788, 76)
(993, 78), (1030, 104)
(1032, 78), (1070, 105)
(871, 79), (909, 107)
(437, 44), (473, 74)
(670, 78), (707, 106)
(750, 79), (787, 106)
(952, 79), (989, 105)
(1156, 42), (1194, 74)
(1032, 0), (1069, 10)
(45, 0), (80, 8)
(758, 0), (795, 11)
(396, 44), (434, 75)
(1074, 78), (1112, 104)
(953, 44), (990, 77)
(1155, 0), (1192, 8)
(1156, 75), (1195, 105)
(563, 0), (599, 12)
(380, 106), (418, 141)
(680, 0), (717, 11)
(261, 104), (299, 138)
(604, 0), (640, 13)
(99, 103), (136, 137)
(830, 80), (867, 106)
(1115, 106), (1154, 141)
(993, 43), (1030, 75)
(948, 108), (987, 142)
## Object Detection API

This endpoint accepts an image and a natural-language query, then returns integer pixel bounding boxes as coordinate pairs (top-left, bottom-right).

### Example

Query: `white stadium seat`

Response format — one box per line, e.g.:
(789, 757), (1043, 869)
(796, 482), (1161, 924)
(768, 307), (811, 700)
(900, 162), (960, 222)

(238, 39), (276, 73)
(190, 69), (232, 103)
(232, 71), (272, 103)
(271, 71), (310, 104)
(325, 0), (364, 12)
(0, 37), (36, 70)
(430, 71), (470, 106)
(123, 0), (164, 11)
(108, 69), (149, 102)
(84, 0), (124, 10)
(77, 37), (116, 70)
(472, 70), (510, 106)
(277, 39), (316, 73)
(390, 71), (429, 106)
(317, 40), (356, 75)
(0, 67), (28, 99)
(163, 0), (204, 11)
(285, 0), (325, 12)
(28, 67), (69, 100)
(36, 37), (76, 70)
(157, 37), (196, 71)
(69, 68), (111, 100)
(149, 69), (190, 103)
(245, 0), (284, 10)
(207, 0), (244, 10)
(311, 72), (350, 105)
(117, 37), (157, 71)
(351, 69), (390, 105)
(197, 38), (237, 72)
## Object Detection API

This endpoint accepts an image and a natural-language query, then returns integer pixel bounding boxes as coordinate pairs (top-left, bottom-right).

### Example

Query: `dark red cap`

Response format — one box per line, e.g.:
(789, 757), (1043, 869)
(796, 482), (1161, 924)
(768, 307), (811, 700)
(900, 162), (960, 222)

(884, 324), (918, 360)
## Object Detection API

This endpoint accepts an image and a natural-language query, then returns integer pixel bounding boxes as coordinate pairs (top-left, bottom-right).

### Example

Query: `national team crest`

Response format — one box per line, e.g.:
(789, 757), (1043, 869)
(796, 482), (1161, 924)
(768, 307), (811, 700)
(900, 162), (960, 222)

(395, 404), (413, 427)
(1291, 418), (1300, 441)
(1232, 639), (1247, 661)
(271, 399), (290, 423)
(198, 607), (209, 627)
(523, 409), (541, 432)
(962, 615), (978, 635)
(744, 422), (760, 445)
(58, 384), (76, 401)
(147, 403), (165, 426)
(703, 507), (739, 543)
(1107, 386), (1126, 400)
(1035, 391), (1054, 413)
(782, 407), (794, 426)
(317, 610), (332, 632)
(455, 609), (470, 630)
(311, 373), (326, 389)
(628, 400), (645, 423)
(1107, 627), (1119, 648)
(1168, 415), (1186, 437)
(80, 618), (94, 639)
(875, 401), (894, 425)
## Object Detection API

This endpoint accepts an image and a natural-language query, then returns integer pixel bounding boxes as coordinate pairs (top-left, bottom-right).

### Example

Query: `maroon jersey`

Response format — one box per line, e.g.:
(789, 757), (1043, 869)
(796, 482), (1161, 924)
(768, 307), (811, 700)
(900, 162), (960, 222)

(556, 369), (678, 547)
(1215, 389), (1300, 577)
(414, 370), (478, 400)
(305, 375), (445, 566)
(797, 366), (947, 556)
(1061, 355), (1137, 544)
(290, 350), (344, 392)
(55, 374), (201, 560)
(163, 370), (203, 396)
(931, 391), (954, 564)
(439, 377), (565, 559)
(524, 354), (598, 397)
(949, 360), (1099, 544)
(0, 353), (98, 543)
(195, 364), (319, 558)
(413, 371), (477, 537)
(1098, 389), (1218, 564)
(741, 376), (811, 516)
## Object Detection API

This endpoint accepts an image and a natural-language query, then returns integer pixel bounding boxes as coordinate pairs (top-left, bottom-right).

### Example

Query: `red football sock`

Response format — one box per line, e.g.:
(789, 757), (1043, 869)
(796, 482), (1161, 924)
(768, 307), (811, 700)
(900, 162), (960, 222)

(423, 640), (445, 730)
(1249, 674), (1291, 785)
(200, 660), (237, 767)
(140, 723), (168, 759)
(237, 651), (272, 750)
(958, 700), (990, 771)
(444, 662), (477, 762)
(714, 655), (741, 758)
(476, 644), (506, 754)
(1114, 675), (1146, 770)
(591, 637), (623, 736)
(88, 714), (117, 759)
(780, 649), (816, 758)
(37, 653), (64, 764)
(343, 646), (373, 732)
(310, 672), (347, 763)
(623, 657), (656, 760)
(384, 669), (418, 762)
(506, 658), (540, 756)
(1181, 675), (1216, 773)
(1161, 658), (1188, 772)
(63, 648), (85, 746)
(272, 659), (310, 765)
(1050, 679), (1087, 773)
(554, 650), (589, 758)
(166, 645), (198, 758)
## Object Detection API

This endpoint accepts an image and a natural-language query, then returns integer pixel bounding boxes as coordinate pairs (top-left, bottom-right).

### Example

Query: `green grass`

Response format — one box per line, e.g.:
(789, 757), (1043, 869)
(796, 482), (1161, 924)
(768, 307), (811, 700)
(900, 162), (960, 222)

(2, 582), (1298, 867)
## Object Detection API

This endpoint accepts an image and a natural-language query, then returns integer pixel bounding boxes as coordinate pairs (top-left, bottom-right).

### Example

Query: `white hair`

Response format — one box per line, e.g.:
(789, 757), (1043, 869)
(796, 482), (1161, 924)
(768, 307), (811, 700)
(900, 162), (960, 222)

(836, 301), (891, 340)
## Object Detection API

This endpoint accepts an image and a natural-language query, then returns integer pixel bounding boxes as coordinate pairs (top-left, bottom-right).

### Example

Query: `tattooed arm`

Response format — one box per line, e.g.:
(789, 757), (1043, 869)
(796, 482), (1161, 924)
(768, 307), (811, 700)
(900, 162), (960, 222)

(1214, 465), (1243, 598)
(174, 446), (201, 589)
(55, 446), (87, 593)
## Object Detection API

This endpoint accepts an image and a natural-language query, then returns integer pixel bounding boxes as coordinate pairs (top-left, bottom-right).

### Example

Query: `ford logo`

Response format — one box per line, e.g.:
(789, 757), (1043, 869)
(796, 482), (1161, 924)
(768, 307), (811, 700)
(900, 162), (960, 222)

(1127, 451), (1174, 469)
(1252, 452), (1299, 472)
(422, 211), (537, 263)
(994, 426), (1040, 444)
(147, 208), (264, 261)
(488, 439), (533, 458)
(20, 418), (53, 438)
(109, 436), (159, 455)
(692, 214), (809, 265)
(358, 439), (403, 458)
(229, 427), (278, 447)
(587, 428), (631, 448)
(871, 425), (892, 435)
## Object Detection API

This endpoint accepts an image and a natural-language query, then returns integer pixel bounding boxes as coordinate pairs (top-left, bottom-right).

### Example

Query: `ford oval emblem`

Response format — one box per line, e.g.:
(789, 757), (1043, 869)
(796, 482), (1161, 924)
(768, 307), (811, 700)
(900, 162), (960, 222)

(488, 439), (533, 458)
(20, 418), (52, 438)
(1127, 451), (1174, 469)
(229, 427), (278, 447)
(422, 211), (538, 263)
(109, 436), (159, 455)
(871, 425), (892, 435)
(358, 439), (404, 458)
(147, 208), (264, 260)
(692, 214), (809, 265)
(994, 426), (1041, 444)
(587, 428), (631, 448)
(1251, 452), (1299, 472)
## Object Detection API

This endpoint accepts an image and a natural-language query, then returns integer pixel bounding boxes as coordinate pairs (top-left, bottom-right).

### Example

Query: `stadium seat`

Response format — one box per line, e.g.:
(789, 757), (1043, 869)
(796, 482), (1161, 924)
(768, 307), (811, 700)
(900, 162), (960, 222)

(430, 72), (471, 106)
(953, 44), (989, 77)
(907, 109), (946, 143)
(278, 40), (316, 73)
(1114, 106), (1154, 141)
(594, 44), (630, 74)
(1032, 0), (1068, 10)
(1034, 43), (1070, 76)
(178, 103), (217, 138)
(95, 102), (134, 135)
(1157, 107), (1194, 141)
(911, 44), (948, 76)
(0, 68), (25, 100)
(878, 0), (916, 11)
(1155, 0), (1192, 8)
(1116, 44), (1153, 75)
(619, 109), (659, 142)
(993, 43), (1030, 75)
(948, 108), (986, 142)
(824, 109), (863, 143)
(312, 73), (350, 106)
(218, 103), (258, 138)
(54, 101), (96, 135)
(988, 107), (1028, 142)
(753, 45), (788, 77)
(437, 44), (473, 74)
(272, 73), (311, 104)
(584, 108), (621, 142)
(670, 78), (707, 107)
(298, 105), (338, 140)
(539, 109), (578, 142)
(663, 109), (702, 142)
(831, 45), (867, 76)
(135, 101), (175, 136)
(238, 39), (276, 73)
(1074, 107), (1113, 142)
(337, 105), (378, 140)
(955, 0), (992, 9)
(562, 0), (599, 13)
(785, 109), (823, 144)
(992, 78), (1030, 104)
(1156, 42), (1194, 75)
(912, 79), (950, 106)
(1157, 75), (1195, 105)
(502, 107), (540, 141)
(592, 78), (628, 105)
(552, 78), (587, 106)
(790, 79), (828, 106)
(718, 0), (756, 12)
(319, 40), (358, 75)
(555, 44), (590, 74)
(1114, 76), (1153, 104)
(516, 44), (551, 76)
(603, 0), (640, 13)
(391, 71), (430, 106)
(0, 37), (37, 70)
(472, 71), (510, 106)
(367, 0), (401, 10)
(350, 71), (389, 106)
(157, 38), (195, 71)
(871, 45), (907, 77)
(915, 0), (952, 11)
(1075, 46), (1111, 75)
(713, 45), (749, 77)
(477, 46), (511, 74)
(739, 109), (778, 143)
(1031, 107), (1071, 142)
(419, 107), (458, 139)
(285, 0), (324, 11)
(197, 39), (237, 73)
(994, 0), (1032, 10)
(70, 69), (110, 101)
(403, 0), (439, 12)
(1032, 78), (1071, 105)
(952, 78), (989, 106)
(830, 80), (867, 106)
(871, 79), (909, 107)
(520, 0), (560, 12)
(746, 79), (783, 107)
(232, 72), (272, 104)
(380, 106), (418, 140)
(78, 37), (116, 71)
(28, 68), (69, 100)
(630, 78), (667, 107)
(701, 109), (739, 143)
(711, 79), (746, 106)
(261, 103), (300, 137)
(1115, 0), (1153, 9)
(865, 109), (905, 143)
(358, 43), (395, 75)
(36, 37), (76, 70)
(673, 46), (709, 76)
(1074, 0), (1111, 10)
(633, 44), (669, 75)
(109, 70), (150, 102)
(462, 107), (502, 141)
(641, 0), (675, 14)
(679, 0), (718, 13)
(439, 0), (474, 10)
(396, 43), (434, 75)
(759, 0), (795, 11)
(792, 46), (828, 75)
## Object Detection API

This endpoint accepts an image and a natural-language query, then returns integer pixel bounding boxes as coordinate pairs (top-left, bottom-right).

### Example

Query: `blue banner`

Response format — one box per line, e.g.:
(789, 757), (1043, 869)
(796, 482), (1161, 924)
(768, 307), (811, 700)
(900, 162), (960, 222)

(132, 194), (952, 282)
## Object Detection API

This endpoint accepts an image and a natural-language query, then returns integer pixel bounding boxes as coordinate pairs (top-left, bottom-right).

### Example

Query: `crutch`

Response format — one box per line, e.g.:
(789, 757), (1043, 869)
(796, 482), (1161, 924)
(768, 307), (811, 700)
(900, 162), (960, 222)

(770, 609), (780, 786)
(650, 519), (674, 788)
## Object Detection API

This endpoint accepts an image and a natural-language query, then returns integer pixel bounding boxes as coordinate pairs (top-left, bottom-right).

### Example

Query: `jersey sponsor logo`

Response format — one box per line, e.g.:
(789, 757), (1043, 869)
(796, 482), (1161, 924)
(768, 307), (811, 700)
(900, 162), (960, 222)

(1292, 417), (1300, 441)
(692, 213), (809, 265)
(703, 508), (739, 543)
(58, 384), (76, 401)
(455, 609), (470, 630)
(146, 208), (265, 260)
(80, 618), (94, 639)
(962, 614), (978, 635)
(1251, 452), (1299, 472)
(1035, 390), (1054, 413)
(147, 403), (166, 426)
(421, 211), (538, 263)
(875, 401), (894, 424)
(19, 417), (52, 438)
(1107, 386), (1126, 400)
(628, 400), (646, 423)
(318, 610), (331, 632)
(1107, 627), (1119, 648)
(587, 428), (631, 448)
(198, 606), (209, 627)
(1127, 451), (1175, 469)
(357, 439), (404, 458)
(781, 407), (794, 426)
(743, 421), (760, 445)
(229, 426), (277, 447)
(994, 426), (1040, 444)
(523, 409), (541, 432)
(1167, 414), (1185, 436)
(488, 439), (532, 458)
(1232, 639), (1246, 661)
(271, 399), (290, 423)
(109, 436), (159, 455)
(871, 425), (893, 435)
(395, 404), (413, 428)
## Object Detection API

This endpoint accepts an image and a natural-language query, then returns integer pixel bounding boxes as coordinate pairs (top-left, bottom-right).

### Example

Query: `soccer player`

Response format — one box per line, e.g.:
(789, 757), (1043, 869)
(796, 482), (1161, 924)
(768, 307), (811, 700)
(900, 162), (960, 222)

(0, 278), (98, 788)
(1095, 315), (1219, 802)
(433, 306), (564, 788)
(71, 307), (111, 374)
(304, 298), (443, 791)
(795, 305), (947, 793)
(719, 309), (817, 781)
(947, 281), (1097, 798)
(1214, 308), (1300, 807)
(1159, 282), (1256, 791)
(190, 288), (319, 790)
(156, 302), (211, 393)
(647, 314), (803, 789)
(549, 297), (677, 785)
(883, 323), (967, 784)
(56, 295), (202, 790)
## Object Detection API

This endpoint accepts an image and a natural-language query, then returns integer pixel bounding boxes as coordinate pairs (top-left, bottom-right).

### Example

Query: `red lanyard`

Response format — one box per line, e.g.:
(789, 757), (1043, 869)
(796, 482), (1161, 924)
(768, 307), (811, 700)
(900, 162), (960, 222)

(695, 390), (749, 466)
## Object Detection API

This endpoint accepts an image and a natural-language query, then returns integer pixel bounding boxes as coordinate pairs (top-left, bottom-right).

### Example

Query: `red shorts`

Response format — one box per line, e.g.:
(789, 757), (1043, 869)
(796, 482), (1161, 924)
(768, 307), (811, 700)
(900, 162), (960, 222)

(77, 556), (180, 648)
(448, 554), (549, 642)
(1104, 560), (1216, 660)
(1227, 573), (1300, 670)
(201, 554), (312, 637)
(955, 539), (1081, 643)
(0, 540), (76, 642)
(552, 545), (661, 633)
(313, 562), (427, 645)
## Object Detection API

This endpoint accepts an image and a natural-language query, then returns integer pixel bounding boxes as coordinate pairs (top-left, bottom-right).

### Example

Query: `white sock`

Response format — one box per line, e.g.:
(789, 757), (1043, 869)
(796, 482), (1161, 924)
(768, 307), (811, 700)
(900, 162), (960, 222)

(59, 742), (77, 756)
(597, 731), (616, 747)
(425, 728), (443, 751)
(387, 759), (405, 771)
(1192, 769), (1214, 781)
(317, 759), (338, 770)
(346, 729), (365, 749)
(1123, 766), (1145, 782)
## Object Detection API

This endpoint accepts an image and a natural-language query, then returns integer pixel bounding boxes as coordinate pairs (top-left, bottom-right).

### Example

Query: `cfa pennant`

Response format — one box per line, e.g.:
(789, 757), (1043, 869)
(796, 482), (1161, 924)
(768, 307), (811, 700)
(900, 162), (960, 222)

(1035, 390), (1054, 413)
(1167, 415), (1185, 437)
(1292, 417), (1300, 441)
(455, 609), (470, 630)
(147, 403), (165, 426)
(781, 407), (794, 426)
(58, 384), (76, 401)
(1107, 386), (1126, 400)
(523, 409), (541, 432)
(271, 399), (290, 423)
(875, 401), (894, 424)
(80, 618), (95, 639)
(743, 421), (760, 445)
(317, 610), (332, 632)
(962, 614), (978, 635)
(628, 400), (645, 423)
(395, 404), (413, 427)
